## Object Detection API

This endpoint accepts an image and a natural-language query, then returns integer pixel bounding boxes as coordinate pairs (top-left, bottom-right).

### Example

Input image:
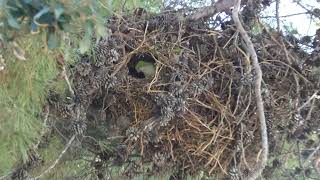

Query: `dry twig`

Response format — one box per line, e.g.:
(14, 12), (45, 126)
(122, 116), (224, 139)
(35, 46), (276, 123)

(188, 0), (235, 20)
(34, 105), (50, 149)
(62, 66), (75, 96)
(30, 134), (76, 180)
(275, 0), (280, 32)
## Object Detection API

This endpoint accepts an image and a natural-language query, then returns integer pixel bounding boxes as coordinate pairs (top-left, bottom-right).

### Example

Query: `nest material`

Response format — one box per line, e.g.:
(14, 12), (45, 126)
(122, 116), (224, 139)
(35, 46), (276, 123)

(52, 10), (320, 179)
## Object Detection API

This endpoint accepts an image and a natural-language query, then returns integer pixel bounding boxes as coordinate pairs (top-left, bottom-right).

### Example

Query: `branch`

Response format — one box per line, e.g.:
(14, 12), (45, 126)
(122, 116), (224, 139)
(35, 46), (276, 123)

(231, 0), (268, 179)
(260, 12), (308, 18)
(275, 0), (280, 32)
(34, 105), (50, 148)
(30, 134), (77, 180)
(296, 1), (320, 18)
(61, 66), (75, 97)
(296, 141), (306, 180)
(304, 142), (320, 166)
(188, 0), (235, 20)
(297, 90), (319, 112)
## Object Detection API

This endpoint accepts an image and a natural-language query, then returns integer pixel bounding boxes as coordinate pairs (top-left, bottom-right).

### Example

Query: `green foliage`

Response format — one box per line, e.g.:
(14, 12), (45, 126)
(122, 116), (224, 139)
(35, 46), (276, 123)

(0, 0), (163, 177)
(0, 0), (163, 54)
(0, 35), (58, 176)
(0, 0), (109, 52)
(110, 0), (162, 13)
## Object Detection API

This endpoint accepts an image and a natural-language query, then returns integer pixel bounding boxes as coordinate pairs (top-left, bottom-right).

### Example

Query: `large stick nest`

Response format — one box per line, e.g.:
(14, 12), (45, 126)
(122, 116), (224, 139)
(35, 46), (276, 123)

(50, 9), (320, 179)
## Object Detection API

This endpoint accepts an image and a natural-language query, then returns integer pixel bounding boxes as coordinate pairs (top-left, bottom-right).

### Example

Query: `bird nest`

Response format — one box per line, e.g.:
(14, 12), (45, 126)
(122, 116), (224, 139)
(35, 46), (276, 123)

(50, 9), (320, 179)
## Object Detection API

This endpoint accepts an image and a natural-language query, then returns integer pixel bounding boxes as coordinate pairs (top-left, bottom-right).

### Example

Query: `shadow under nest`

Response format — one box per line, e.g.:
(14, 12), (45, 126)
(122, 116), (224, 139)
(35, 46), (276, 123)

(49, 11), (320, 179)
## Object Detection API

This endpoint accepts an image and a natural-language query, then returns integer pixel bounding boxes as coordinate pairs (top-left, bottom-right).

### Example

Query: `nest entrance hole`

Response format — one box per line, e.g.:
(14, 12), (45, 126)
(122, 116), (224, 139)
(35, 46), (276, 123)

(127, 53), (156, 79)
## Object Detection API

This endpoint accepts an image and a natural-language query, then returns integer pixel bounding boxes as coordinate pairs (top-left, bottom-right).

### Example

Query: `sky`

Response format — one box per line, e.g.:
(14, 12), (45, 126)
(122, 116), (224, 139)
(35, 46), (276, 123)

(263, 0), (320, 36)
(180, 0), (320, 36)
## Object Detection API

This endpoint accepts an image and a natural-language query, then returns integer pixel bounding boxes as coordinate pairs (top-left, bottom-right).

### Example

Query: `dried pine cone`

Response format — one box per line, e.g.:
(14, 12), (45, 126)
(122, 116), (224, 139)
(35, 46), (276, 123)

(126, 127), (140, 141)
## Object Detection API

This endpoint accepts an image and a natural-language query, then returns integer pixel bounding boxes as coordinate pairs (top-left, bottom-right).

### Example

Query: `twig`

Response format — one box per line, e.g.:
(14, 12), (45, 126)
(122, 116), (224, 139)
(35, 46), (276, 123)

(275, 0), (280, 32)
(232, 0), (268, 179)
(61, 66), (75, 96)
(35, 105), (50, 148)
(30, 134), (77, 180)
(296, 1), (320, 18)
(188, 0), (235, 20)
(304, 142), (320, 165)
(296, 141), (306, 180)
(261, 12), (308, 18)
(0, 172), (13, 180)
(306, 98), (315, 121)
(297, 91), (319, 112)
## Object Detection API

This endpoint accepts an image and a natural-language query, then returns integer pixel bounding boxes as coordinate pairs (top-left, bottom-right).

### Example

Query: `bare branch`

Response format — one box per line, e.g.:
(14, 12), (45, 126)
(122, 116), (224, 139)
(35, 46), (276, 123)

(297, 91), (319, 112)
(30, 134), (77, 180)
(61, 66), (75, 97)
(296, 141), (307, 180)
(261, 12), (308, 18)
(275, 0), (280, 32)
(34, 105), (50, 149)
(231, 0), (268, 179)
(188, 0), (235, 20)
(296, 1), (320, 18)
(304, 142), (320, 165)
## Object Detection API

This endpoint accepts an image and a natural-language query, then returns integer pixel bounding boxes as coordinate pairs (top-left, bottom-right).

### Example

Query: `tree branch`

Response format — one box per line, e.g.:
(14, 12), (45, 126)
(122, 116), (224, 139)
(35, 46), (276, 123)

(275, 0), (280, 32)
(188, 0), (235, 20)
(231, 0), (268, 179)
(62, 66), (75, 97)
(30, 134), (77, 180)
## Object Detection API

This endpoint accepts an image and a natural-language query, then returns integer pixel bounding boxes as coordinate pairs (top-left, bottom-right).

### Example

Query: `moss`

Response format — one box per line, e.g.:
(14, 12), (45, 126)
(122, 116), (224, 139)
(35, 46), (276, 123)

(0, 34), (58, 175)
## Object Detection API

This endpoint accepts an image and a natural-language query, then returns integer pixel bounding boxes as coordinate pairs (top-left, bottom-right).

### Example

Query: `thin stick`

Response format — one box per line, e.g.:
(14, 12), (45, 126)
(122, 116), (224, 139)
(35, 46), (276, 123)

(31, 134), (77, 180)
(296, 141), (306, 180)
(275, 0), (280, 32)
(188, 0), (235, 20)
(297, 91), (319, 112)
(304, 143), (320, 165)
(232, 1), (268, 179)
(35, 105), (50, 148)
(261, 12), (308, 18)
(62, 66), (75, 96)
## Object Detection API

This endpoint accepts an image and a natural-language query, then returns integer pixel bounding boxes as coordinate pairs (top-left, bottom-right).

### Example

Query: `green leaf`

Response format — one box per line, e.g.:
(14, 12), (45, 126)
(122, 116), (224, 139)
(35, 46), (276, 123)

(79, 34), (91, 54)
(54, 3), (64, 19)
(33, 6), (55, 27)
(29, 0), (44, 9)
(34, 12), (55, 27)
(79, 22), (93, 54)
(7, 13), (20, 29)
(47, 32), (60, 49)
(22, 0), (32, 4)
(95, 22), (107, 38)
(85, 20), (94, 35)
(57, 14), (71, 30)
(33, 6), (50, 20)
(57, 14), (71, 23)
(9, 7), (25, 19)
(30, 21), (40, 34)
